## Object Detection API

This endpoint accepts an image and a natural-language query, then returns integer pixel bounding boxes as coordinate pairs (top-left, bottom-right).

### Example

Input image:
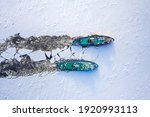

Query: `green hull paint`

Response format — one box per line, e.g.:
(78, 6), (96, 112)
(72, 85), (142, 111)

(72, 35), (114, 47)
(56, 59), (98, 71)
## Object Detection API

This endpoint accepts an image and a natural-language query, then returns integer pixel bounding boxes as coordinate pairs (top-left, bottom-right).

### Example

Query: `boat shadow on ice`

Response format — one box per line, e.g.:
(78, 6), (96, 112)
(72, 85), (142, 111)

(79, 42), (115, 70)
(63, 69), (100, 93)
(98, 42), (116, 69)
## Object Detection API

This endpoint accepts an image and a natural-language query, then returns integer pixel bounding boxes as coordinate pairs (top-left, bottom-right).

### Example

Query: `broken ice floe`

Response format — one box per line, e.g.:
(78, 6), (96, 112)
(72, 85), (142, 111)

(0, 34), (80, 78)
(0, 33), (73, 54)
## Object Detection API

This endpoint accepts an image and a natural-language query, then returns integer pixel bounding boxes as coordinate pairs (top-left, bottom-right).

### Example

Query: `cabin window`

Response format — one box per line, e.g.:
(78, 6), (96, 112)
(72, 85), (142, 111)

(89, 37), (95, 42)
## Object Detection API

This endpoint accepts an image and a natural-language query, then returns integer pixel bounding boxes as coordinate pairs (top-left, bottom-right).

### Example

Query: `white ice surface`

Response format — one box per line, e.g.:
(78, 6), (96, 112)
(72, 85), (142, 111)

(0, 0), (150, 99)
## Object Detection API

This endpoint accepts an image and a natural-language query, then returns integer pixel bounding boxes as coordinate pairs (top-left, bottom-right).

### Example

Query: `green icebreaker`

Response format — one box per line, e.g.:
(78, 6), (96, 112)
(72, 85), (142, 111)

(72, 35), (114, 47)
(56, 59), (98, 71)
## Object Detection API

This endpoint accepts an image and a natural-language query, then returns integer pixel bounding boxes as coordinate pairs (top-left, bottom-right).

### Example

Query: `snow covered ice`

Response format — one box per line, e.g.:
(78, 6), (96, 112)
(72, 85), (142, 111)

(0, 0), (150, 99)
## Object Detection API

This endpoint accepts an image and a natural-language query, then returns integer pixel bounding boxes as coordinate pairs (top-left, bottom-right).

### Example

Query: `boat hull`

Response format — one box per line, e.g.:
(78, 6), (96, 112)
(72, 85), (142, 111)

(72, 35), (114, 47)
(56, 59), (98, 71)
